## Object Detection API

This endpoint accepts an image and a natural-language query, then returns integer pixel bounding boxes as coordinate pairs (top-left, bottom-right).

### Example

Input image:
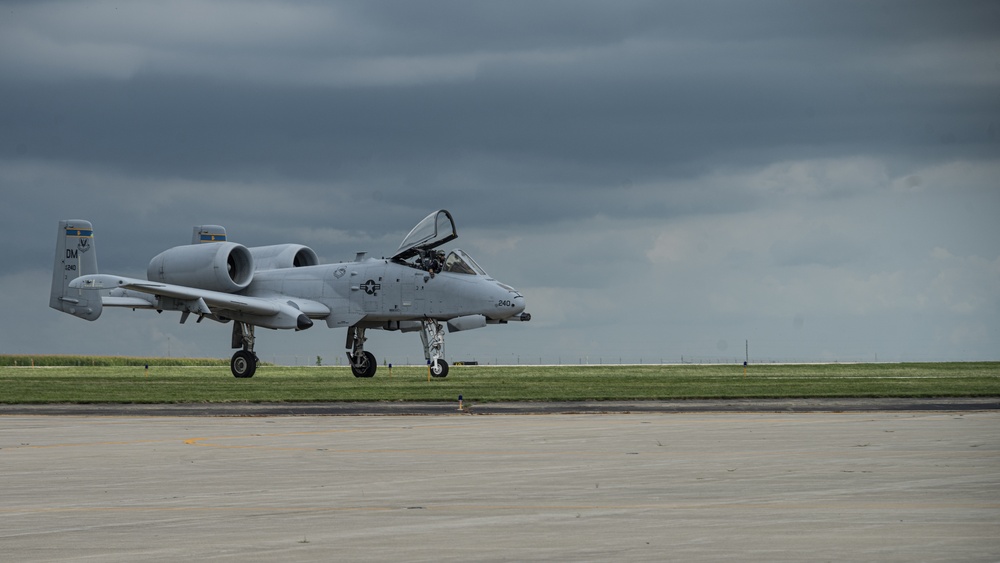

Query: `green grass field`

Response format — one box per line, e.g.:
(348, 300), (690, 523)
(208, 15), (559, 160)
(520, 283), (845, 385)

(0, 357), (997, 404)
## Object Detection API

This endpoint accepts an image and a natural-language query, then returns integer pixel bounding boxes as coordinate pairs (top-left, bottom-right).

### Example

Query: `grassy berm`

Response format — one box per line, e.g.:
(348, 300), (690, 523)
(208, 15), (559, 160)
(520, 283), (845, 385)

(0, 357), (997, 403)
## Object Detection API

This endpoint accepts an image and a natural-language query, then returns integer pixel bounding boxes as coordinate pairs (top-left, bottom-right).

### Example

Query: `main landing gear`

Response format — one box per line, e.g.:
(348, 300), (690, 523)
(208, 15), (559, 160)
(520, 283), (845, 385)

(346, 325), (376, 378)
(230, 321), (259, 378)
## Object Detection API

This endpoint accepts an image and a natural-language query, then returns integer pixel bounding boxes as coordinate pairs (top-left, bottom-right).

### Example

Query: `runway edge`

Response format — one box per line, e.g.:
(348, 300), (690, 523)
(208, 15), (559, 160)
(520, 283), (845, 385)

(1, 397), (998, 416)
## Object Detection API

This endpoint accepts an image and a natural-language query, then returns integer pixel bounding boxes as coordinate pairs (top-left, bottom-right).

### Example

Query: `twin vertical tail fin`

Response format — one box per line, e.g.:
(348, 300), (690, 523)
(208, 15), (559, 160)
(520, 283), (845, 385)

(50, 220), (103, 321)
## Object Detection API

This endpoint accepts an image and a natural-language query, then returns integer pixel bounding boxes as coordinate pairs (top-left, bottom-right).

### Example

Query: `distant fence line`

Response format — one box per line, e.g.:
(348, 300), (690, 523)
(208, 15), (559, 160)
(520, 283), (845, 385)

(264, 355), (898, 367)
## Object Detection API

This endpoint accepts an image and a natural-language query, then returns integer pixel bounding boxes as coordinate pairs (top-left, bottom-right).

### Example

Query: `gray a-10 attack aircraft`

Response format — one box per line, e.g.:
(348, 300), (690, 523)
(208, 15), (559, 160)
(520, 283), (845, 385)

(50, 210), (529, 378)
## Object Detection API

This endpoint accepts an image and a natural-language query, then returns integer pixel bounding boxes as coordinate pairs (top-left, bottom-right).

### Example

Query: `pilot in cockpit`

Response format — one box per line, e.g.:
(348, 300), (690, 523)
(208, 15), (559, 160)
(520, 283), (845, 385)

(417, 250), (444, 277)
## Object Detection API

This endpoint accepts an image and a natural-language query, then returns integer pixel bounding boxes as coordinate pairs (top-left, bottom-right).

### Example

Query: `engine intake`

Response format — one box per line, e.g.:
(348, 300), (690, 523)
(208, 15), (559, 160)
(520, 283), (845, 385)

(147, 242), (254, 293)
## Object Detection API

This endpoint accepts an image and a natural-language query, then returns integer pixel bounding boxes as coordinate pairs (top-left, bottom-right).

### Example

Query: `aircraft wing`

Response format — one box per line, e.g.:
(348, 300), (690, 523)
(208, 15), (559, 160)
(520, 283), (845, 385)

(69, 274), (329, 329)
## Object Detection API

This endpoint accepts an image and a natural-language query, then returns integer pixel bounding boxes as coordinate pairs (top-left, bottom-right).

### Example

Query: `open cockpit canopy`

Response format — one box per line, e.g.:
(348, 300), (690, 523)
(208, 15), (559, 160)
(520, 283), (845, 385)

(393, 210), (458, 261)
(392, 210), (489, 276)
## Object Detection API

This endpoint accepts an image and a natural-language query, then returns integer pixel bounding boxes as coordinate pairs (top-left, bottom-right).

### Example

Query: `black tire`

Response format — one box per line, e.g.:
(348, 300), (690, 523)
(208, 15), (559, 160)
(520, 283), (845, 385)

(231, 350), (257, 378)
(430, 359), (449, 378)
(351, 351), (377, 378)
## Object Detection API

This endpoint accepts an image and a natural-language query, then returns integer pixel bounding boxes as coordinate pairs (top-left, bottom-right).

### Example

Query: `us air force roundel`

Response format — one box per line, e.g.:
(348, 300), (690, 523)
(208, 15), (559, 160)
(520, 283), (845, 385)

(362, 279), (381, 295)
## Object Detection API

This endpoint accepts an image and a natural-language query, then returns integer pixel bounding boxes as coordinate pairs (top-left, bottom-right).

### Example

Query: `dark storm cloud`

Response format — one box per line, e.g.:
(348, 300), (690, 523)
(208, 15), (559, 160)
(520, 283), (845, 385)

(4, 1), (995, 205)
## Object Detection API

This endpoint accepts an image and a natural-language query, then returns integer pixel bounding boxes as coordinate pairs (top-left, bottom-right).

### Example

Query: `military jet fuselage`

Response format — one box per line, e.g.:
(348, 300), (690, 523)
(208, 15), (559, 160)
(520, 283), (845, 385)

(50, 210), (529, 378)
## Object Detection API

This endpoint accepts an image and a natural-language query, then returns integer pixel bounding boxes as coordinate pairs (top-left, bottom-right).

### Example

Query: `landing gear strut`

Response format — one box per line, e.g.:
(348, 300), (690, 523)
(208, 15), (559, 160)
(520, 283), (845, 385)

(346, 325), (377, 378)
(420, 319), (449, 378)
(230, 321), (258, 378)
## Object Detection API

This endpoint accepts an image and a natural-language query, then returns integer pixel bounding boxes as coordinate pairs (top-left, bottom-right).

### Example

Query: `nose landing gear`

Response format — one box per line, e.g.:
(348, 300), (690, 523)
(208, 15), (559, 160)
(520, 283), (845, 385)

(421, 319), (449, 378)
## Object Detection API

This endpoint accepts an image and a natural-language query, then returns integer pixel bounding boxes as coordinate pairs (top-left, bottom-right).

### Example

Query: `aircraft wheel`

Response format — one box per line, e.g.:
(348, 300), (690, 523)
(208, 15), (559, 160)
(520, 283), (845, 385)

(351, 351), (377, 378)
(430, 359), (449, 378)
(231, 350), (257, 378)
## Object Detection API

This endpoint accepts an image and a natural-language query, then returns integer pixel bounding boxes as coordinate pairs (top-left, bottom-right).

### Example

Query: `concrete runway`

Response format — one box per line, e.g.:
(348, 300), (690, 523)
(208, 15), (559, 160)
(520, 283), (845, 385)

(2, 409), (998, 561)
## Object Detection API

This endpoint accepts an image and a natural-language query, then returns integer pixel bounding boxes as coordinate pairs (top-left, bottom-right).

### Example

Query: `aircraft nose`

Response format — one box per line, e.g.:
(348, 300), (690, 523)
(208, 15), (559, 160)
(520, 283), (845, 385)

(492, 281), (526, 319)
(512, 294), (525, 316)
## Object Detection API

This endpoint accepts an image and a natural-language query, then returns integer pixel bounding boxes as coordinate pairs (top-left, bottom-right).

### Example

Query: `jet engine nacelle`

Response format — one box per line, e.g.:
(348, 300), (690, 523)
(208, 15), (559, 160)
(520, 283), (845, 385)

(249, 244), (320, 270)
(147, 242), (254, 293)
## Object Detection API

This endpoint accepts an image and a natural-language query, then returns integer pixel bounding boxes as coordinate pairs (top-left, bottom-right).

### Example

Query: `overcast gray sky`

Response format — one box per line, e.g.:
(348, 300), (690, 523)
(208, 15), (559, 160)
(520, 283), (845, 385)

(2, 0), (998, 364)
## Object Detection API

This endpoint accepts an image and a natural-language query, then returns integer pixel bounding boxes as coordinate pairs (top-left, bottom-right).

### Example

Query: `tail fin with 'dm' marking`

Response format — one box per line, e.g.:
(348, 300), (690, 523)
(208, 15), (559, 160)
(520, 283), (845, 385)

(50, 220), (102, 321)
